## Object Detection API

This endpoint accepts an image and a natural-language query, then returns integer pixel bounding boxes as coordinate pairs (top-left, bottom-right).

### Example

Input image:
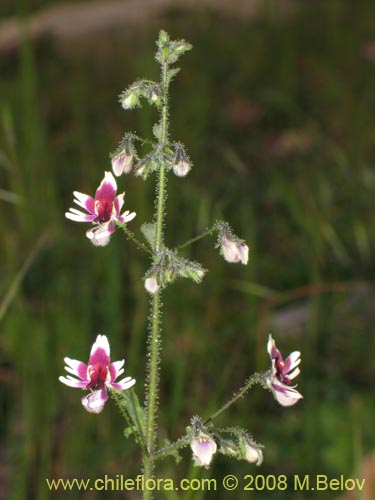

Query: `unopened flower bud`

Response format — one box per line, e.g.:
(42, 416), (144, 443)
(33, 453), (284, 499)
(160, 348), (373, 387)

(111, 153), (133, 176)
(244, 441), (263, 466)
(145, 276), (159, 294)
(149, 86), (162, 106)
(135, 164), (146, 177)
(164, 269), (175, 283)
(158, 30), (169, 45)
(220, 440), (238, 457)
(121, 92), (139, 110)
(174, 41), (191, 54)
(221, 236), (249, 265)
(190, 432), (217, 467)
(173, 159), (191, 177)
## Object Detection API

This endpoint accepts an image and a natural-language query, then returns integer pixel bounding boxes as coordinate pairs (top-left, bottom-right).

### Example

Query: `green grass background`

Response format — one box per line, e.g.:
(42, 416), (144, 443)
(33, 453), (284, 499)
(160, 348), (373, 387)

(0, 0), (374, 498)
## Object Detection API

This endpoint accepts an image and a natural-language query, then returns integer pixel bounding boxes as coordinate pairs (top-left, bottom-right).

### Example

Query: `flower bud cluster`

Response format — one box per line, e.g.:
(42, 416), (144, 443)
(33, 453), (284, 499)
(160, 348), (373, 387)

(120, 80), (162, 110)
(156, 30), (192, 65)
(188, 418), (263, 468)
(134, 144), (175, 180)
(144, 250), (206, 294)
(217, 429), (263, 466)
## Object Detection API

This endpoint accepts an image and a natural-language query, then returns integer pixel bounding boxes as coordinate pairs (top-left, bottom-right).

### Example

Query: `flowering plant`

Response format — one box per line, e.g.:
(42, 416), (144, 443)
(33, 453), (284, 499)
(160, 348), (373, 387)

(61, 31), (302, 499)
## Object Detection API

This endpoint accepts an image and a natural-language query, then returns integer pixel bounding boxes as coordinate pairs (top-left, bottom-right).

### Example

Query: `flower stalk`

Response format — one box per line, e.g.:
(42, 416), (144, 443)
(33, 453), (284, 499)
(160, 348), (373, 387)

(143, 59), (170, 496)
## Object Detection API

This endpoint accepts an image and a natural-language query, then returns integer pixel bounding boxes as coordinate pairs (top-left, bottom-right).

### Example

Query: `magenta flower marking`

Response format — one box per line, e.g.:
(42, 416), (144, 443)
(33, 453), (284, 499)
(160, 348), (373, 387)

(65, 171), (136, 246)
(266, 334), (302, 407)
(59, 334), (135, 413)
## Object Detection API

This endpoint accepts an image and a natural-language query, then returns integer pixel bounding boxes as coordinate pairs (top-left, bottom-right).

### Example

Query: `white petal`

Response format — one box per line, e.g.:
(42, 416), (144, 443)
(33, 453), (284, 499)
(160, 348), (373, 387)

(273, 385), (303, 406)
(103, 171), (117, 191)
(111, 360), (124, 377)
(72, 191), (94, 211)
(111, 377), (136, 390)
(237, 243), (249, 265)
(65, 210), (91, 222)
(81, 389), (107, 413)
(59, 376), (87, 388)
(64, 357), (83, 370)
(285, 351), (301, 371)
(191, 436), (217, 466)
(86, 223), (113, 246)
(90, 334), (110, 358)
(120, 210), (136, 223)
(145, 277), (159, 294)
(288, 367), (301, 380)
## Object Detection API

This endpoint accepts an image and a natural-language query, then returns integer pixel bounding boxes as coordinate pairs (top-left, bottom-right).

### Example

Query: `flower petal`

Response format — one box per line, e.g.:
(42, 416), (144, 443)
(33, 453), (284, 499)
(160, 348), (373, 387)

(191, 436), (217, 466)
(110, 376), (136, 390)
(288, 367), (301, 380)
(118, 210), (136, 223)
(284, 351), (301, 373)
(237, 242), (249, 265)
(267, 334), (280, 359)
(114, 193), (125, 215)
(81, 389), (108, 413)
(65, 209), (96, 222)
(273, 386), (303, 406)
(73, 192), (95, 214)
(86, 221), (115, 246)
(63, 358), (88, 380)
(109, 360), (125, 381)
(88, 334), (110, 366)
(59, 375), (88, 388)
(95, 171), (117, 202)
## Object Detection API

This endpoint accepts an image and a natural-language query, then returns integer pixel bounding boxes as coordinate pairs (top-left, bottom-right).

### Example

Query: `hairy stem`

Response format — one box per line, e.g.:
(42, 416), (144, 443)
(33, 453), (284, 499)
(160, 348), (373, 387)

(119, 223), (153, 254)
(152, 373), (265, 460)
(110, 389), (148, 455)
(143, 61), (169, 499)
(177, 224), (217, 250)
(204, 372), (264, 423)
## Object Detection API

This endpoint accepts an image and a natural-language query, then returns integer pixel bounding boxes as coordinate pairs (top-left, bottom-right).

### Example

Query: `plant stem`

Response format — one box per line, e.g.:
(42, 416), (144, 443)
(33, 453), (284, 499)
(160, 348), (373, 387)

(152, 373), (264, 460)
(177, 224), (217, 250)
(204, 372), (264, 423)
(143, 61), (169, 499)
(110, 389), (147, 456)
(119, 224), (153, 254)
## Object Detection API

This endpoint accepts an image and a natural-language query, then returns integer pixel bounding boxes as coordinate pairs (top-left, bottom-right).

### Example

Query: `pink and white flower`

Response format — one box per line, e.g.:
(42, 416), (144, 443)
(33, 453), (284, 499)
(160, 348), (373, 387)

(243, 441), (263, 466)
(144, 275), (160, 294)
(220, 235), (249, 265)
(173, 159), (191, 177)
(59, 334), (135, 413)
(266, 334), (302, 407)
(111, 152), (133, 176)
(190, 432), (217, 467)
(65, 171), (136, 246)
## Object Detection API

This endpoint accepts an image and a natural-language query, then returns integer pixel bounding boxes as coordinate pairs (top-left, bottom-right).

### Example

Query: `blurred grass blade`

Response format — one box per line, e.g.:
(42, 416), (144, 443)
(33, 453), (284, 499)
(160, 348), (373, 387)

(354, 221), (371, 263)
(321, 221), (351, 266)
(0, 189), (23, 204)
(231, 280), (279, 300)
(0, 231), (48, 323)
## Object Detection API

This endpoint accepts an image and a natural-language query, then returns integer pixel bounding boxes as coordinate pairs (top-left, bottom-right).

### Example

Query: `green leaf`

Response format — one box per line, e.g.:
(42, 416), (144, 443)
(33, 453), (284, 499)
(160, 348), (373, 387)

(124, 427), (133, 439)
(152, 122), (162, 140)
(141, 223), (157, 248)
(167, 67), (180, 84)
